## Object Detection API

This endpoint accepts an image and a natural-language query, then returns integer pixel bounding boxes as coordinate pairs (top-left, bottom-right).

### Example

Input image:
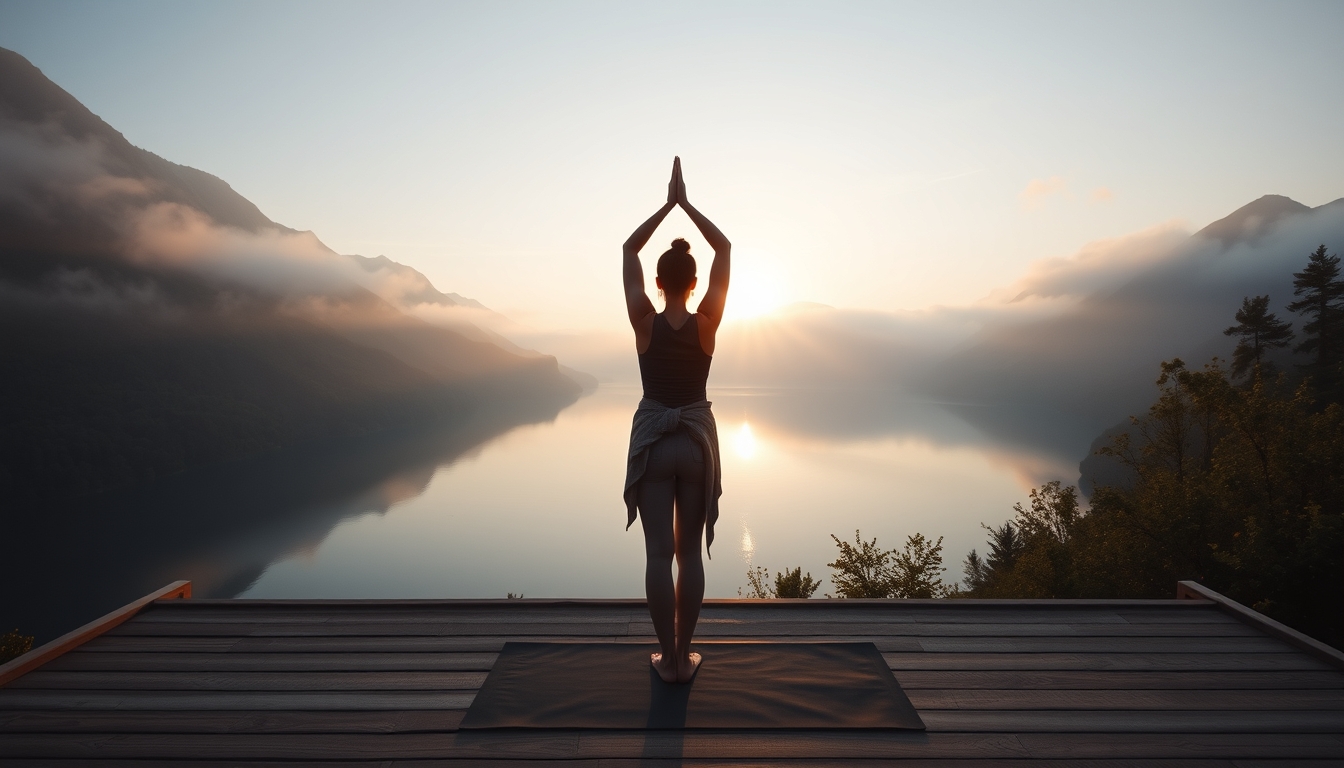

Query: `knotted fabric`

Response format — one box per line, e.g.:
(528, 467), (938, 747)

(624, 397), (722, 556)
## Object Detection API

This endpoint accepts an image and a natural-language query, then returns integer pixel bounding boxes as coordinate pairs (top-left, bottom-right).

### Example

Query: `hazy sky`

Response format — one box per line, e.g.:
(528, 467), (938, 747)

(3, 1), (1341, 329)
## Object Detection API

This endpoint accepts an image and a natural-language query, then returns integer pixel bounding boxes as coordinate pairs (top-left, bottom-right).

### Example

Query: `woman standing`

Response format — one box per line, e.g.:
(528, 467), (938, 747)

(622, 157), (731, 684)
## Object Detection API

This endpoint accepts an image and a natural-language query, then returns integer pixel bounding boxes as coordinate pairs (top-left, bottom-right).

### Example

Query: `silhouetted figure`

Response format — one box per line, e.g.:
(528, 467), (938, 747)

(622, 157), (731, 684)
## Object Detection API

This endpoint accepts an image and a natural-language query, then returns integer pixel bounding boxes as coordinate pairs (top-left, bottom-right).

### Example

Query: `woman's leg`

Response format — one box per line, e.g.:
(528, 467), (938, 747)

(672, 433), (707, 682)
(637, 436), (678, 682)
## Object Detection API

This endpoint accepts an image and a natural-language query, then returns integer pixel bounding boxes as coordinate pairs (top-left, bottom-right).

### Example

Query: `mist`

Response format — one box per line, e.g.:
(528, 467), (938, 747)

(535, 196), (1344, 489)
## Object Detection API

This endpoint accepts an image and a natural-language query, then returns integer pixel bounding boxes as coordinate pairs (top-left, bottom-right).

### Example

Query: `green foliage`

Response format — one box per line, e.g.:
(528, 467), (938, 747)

(738, 565), (820, 598)
(739, 565), (773, 599)
(962, 356), (1344, 647)
(827, 530), (951, 599)
(774, 567), (821, 598)
(1287, 244), (1344, 383)
(1224, 295), (1294, 380)
(0, 629), (34, 664)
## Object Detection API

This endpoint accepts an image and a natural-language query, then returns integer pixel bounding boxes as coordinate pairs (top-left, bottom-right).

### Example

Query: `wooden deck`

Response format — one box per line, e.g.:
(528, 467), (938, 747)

(1, 582), (1342, 765)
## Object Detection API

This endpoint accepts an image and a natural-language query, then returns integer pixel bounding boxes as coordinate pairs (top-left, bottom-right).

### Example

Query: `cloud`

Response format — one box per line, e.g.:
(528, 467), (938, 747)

(1019, 175), (1068, 210)
(989, 220), (1190, 303)
(1089, 186), (1114, 203)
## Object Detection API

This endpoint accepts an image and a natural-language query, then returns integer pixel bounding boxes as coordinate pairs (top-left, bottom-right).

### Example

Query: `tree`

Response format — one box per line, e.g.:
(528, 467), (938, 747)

(739, 565), (820, 598)
(774, 567), (821, 598)
(828, 531), (896, 598)
(0, 629), (33, 664)
(1287, 245), (1344, 381)
(889, 533), (952, 598)
(827, 530), (951, 598)
(739, 565), (772, 598)
(1224, 295), (1293, 379)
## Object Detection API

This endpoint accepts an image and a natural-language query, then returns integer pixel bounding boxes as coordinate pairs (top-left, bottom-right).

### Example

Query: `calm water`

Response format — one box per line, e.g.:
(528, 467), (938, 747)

(242, 386), (1048, 601)
(8, 385), (1078, 641)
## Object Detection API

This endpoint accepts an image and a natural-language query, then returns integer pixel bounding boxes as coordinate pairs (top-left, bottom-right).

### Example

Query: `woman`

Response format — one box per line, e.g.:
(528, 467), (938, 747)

(622, 157), (730, 684)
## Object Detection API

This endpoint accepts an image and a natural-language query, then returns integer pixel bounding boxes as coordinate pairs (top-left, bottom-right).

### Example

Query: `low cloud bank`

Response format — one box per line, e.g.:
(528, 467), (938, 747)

(657, 196), (1344, 487)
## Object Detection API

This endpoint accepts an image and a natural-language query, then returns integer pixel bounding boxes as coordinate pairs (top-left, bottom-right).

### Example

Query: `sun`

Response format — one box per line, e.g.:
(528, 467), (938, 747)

(722, 271), (786, 321)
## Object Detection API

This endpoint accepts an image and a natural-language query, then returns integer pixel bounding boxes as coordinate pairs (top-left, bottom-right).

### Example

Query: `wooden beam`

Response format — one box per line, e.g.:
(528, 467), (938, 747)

(0, 581), (191, 688)
(1177, 580), (1344, 670)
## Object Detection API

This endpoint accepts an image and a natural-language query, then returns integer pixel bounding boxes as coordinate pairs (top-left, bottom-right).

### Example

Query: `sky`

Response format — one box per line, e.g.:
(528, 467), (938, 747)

(2, 0), (1342, 330)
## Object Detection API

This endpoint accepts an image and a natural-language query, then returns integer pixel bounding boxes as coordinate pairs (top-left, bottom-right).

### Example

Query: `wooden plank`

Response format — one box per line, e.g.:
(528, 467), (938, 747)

(884, 652), (1334, 672)
(106, 620), (1259, 638)
(135, 607), (1165, 625)
(44, 652), (498, 673)
(1013, 733), (1344, 759)
(1116, 609), (1248, 625)
(1178, 581), (1344, 671)
(893, 670), (1344, 690)
(915, 637), (1293, 653)
(0, 691), (474, 711)
(905, 688), (1344, 710)
(0, 760), (1256, 768)
(1, 731), (1341, 760)
(107, 621), (634, 637)
(80, 635), (934, 654)
(78, 636), (580, 653)
(6, 671), (488, 691)
(919, 709), (1344, 733)
(133, 607), (641, 624)
(628, 621), (1259, 638)
(161, 596), (1206, 608)
(0, 582), (192, 688)
(0, 709), (461, 734)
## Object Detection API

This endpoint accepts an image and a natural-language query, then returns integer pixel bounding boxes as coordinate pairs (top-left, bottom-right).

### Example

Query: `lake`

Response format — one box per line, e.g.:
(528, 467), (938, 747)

(6, 385), (1081, 641)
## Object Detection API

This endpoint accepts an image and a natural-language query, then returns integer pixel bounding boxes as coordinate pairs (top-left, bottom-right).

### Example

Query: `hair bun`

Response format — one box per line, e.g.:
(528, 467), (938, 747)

(670, 238), (691, 253)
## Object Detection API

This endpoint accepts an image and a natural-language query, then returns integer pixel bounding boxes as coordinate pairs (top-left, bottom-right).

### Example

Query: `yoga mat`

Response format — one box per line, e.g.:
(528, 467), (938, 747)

(460, 642), (925, 730)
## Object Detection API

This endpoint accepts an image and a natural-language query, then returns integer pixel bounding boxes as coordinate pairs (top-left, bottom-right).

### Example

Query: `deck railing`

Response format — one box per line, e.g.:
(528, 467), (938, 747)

(0, 580), (192, 687)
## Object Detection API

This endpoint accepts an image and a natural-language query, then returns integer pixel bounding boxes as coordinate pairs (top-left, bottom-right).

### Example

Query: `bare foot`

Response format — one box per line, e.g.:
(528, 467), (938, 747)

(651, 652), (678, 683)
(676, 652), (702, 684)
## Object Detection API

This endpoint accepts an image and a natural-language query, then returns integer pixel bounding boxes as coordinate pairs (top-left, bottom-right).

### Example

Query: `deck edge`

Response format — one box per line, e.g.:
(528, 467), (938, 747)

(1177, 580), (1344, 670)
(0, 580), (191, 687)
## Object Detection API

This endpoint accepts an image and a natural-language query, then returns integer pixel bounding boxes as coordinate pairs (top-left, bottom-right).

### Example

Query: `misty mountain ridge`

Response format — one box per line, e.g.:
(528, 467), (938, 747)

(0, 46), (584, 500)
(686, 191), (1344, 487)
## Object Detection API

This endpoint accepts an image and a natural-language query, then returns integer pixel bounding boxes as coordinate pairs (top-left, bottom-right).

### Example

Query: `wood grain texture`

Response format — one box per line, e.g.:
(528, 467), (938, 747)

(106, 622), (634, 638)
(0, 709), (461, 734)
(0, 760), (1265, 768)
(46, 652), (498, 672)
(6, 671), (488, 691)
(883, 652), (1333, 671)
(918, 710), (1344, 733)
(893, 670), (1344, 689)
(0, 691), (475, 711)
(7, 594), (1340, 763)
(5, 731), (1337, 760)
(905, 688), (1344, 710)
(1178, 581), (1344, 671)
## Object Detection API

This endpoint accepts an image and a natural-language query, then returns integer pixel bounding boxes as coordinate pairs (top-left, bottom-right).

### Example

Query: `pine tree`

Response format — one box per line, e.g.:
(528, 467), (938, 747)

(1286, 245), (1344, 381)
(1223, 295), (1294, 379)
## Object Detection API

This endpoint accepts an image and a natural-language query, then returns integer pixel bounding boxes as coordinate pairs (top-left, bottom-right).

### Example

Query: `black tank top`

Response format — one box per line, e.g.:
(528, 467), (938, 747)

(639, 313), (712, 408)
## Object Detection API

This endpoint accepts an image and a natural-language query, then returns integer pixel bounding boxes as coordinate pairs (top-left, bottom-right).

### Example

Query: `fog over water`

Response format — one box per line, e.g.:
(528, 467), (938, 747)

(242, 386), (1026, 603)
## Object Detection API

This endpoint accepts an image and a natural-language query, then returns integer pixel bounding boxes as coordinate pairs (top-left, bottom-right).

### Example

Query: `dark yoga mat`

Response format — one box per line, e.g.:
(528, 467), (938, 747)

(460, 642), (925, 730)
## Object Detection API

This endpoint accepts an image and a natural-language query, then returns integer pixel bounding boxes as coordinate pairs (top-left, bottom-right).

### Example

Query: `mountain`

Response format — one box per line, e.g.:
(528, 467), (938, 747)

(1194, 194), (1313, 247)
(925, 195), (1344, 486)
(0, 47), (582, 501)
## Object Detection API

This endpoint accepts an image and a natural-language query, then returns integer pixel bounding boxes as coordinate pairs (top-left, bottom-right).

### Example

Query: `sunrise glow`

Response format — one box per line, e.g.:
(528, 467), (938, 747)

(734, 422), (758, 459)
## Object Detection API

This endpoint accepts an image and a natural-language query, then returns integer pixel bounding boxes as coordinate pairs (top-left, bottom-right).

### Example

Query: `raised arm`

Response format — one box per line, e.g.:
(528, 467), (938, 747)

(622, 160), (680, 330)
(677, 172), (731, 328)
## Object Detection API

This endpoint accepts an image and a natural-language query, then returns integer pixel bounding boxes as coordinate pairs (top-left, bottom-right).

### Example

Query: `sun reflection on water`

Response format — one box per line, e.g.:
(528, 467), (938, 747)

(733, 422), (758, 458)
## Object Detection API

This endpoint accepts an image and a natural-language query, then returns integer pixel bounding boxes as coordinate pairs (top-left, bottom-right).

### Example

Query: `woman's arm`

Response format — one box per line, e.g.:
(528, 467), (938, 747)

(622, 160), (680, 330)
(678, 174), (731, 328)
(623, 202), (672, 329)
